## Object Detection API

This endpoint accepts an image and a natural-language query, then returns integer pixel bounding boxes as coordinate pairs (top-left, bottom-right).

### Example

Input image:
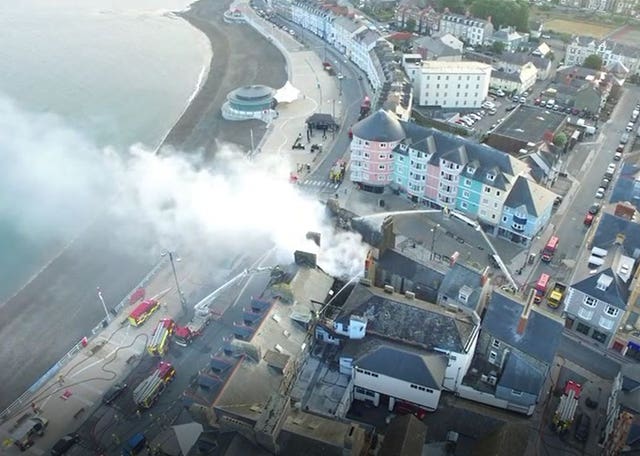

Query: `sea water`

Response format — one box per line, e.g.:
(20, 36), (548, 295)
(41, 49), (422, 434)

(0, 0), (211, 303)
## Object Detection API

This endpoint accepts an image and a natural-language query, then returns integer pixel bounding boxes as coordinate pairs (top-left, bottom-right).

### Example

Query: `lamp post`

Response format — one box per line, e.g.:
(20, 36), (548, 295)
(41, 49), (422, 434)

(96, 287), (112, 323)
(161, 250), (187, 311)
(430, 223), (440, 261)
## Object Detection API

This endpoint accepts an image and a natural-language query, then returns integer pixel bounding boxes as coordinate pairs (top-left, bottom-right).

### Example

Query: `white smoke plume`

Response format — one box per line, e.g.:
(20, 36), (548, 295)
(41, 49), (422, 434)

(0, 96), (368, 279)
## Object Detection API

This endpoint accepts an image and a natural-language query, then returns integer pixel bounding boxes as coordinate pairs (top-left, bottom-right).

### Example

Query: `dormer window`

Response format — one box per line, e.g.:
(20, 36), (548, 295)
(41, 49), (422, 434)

(487, 173), (495, 181)
(467, 165), (476, 174)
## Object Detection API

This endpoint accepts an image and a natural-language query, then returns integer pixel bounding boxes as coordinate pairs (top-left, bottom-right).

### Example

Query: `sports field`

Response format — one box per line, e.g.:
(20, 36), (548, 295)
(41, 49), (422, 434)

(544, 19), (615, 38)
(609, 25), (640, 47)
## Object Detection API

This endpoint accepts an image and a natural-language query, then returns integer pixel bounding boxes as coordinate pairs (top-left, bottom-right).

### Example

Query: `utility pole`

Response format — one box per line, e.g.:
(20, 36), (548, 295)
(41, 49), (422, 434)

(96, 287), (112, 323)
(161, 250), (187, 311)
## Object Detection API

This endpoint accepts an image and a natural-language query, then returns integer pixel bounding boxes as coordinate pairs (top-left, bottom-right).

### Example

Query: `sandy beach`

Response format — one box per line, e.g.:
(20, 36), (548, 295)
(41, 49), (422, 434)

(166, 0), (287, 154)
(0, 0), (288, 411)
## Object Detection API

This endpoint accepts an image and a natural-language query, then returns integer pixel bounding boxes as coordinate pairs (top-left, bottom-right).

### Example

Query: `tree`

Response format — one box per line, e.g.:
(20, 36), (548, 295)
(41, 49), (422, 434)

(553, 132), (568, 147)
(404, 17), (417, 32)
(583, 54), (603, 70)
(491, 41), (505, 54)
(547, 51), (555, 61)
(470, 0), (530, 31)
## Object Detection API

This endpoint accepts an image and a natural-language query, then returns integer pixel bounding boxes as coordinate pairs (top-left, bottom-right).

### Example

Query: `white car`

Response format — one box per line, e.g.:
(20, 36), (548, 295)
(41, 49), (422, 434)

(595, 187), (606, 199)
(496, 89), (505, 97)
(626, 122), (635, 132)
(460, 118), (474, 126)
(482, 101), (495, 109)
(468, 113), (482, 121)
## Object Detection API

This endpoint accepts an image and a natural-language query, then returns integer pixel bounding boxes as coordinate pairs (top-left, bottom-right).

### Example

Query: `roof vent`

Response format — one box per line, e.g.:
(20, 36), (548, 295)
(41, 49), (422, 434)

(384, 285), (394, 294)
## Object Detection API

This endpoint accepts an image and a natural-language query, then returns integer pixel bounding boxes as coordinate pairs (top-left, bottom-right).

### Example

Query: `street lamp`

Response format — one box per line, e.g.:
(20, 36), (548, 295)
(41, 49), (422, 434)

(161, 250), (187, 310)
(430, 224), (440, 260)
(96, 287), (112, 324)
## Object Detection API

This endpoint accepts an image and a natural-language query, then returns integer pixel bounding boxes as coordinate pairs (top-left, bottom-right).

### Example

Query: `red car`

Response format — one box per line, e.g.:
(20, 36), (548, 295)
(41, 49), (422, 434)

(584, 212), (594, 226)
(395, 401), (427, 419)
(534, 98), (541, 105)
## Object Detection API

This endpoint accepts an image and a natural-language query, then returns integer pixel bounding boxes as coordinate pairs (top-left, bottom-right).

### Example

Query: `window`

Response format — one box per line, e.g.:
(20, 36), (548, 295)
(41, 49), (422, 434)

(378, 164), (385, 170)
(487, 173), (495, 181)
(496, 191), (501, 196)
(461, 201), (468, 209)
(492, 339), (501, 349)
(511, 390), (523, 397)
(592, 330), (607, 343)
(489, 351), (498, 364)
(605, 306), (620, 317)
(599, 317), (615, 330)
(377, 175), (386, 181)
(583, 296), (598, 307)
(462, 190), (470, 198)
(484, 187), (491, 193)
(464, 178), (472, 186)
(576, 322), (590, 335)
(578, 307), (594, 320)
(502, 216), (508, 222)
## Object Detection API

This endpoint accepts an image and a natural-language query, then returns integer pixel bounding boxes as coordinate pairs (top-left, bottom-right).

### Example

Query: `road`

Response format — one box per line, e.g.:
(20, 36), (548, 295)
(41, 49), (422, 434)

(77, 252), (276, 454)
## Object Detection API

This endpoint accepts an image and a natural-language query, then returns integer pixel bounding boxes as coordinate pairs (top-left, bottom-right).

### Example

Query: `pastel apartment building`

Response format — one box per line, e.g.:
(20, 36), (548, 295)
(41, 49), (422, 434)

(350, 110), (558, 245)
(403, 60), (492, 108)
(438, 12), (494, 47)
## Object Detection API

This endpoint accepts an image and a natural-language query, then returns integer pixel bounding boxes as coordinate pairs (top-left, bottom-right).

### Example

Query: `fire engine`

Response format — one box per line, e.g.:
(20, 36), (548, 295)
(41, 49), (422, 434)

(128, 299), (160, 327)
(132, 361), (175, 409)
(552, 380), (582, 434)
(146, 318), (175, 356)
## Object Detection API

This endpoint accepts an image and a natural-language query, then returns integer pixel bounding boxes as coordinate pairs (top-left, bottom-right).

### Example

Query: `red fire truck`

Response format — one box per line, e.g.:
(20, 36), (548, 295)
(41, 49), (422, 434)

(128, 299), (160, 327)
(534, 273), (550, 304)
(132, 361), (176, 409)
(146, 318), (175, 356)
(553, 380), (582, 434)
(541, 235), (559, 263)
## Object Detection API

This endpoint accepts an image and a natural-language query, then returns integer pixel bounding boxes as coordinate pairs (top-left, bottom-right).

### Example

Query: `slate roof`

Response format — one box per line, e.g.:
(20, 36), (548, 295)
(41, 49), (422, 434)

(413, 36), (461, 57)
(336, 284), (477, 352)
(438, 262), (483, 310)
(395, 119), (520, 191)
(503, 175), (556, 217)
(571, 268), (629, 310)
(492, 70), (521, 83)
(571, 36), (640, 60)
(377, 249), (445, 302)
(356, 345), (447, 388)
(609, 163), (640, 212)
(352, 109), (405, 142)
(483, 291), (563, 364)
(498, 352), (545, 395)
(592, 212), (640, 259)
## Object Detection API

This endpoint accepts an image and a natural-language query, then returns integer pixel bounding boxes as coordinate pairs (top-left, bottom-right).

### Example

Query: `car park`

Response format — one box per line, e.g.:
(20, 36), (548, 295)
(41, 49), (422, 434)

(50, 433), (80, 456)
(595, 187), (606, 199)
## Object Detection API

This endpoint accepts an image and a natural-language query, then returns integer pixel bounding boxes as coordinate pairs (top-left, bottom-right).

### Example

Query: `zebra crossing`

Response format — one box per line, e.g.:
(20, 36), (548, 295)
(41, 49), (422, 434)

(298, 179), (341, 190)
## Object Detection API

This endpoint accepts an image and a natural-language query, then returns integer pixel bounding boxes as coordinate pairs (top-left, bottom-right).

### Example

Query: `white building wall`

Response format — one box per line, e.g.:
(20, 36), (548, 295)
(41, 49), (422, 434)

(415, 63), (491, 108)
(353, 368), (441, 411)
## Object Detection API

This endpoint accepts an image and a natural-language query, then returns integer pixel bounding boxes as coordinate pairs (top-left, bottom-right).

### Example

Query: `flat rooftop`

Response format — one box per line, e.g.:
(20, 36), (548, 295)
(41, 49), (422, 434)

(419, 60), (491, 74)
(490, 104), (566, 144)
(214, 268), (334, 419)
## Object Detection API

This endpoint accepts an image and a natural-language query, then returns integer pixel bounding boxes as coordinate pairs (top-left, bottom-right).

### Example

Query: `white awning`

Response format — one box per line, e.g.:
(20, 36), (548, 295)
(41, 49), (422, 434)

(274, 81), (300, 103)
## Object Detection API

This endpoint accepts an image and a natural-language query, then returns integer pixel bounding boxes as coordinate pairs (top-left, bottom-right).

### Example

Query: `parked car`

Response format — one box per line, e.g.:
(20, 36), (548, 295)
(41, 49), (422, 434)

(621, 133), (630, 144)
(617, 144), (625, 152)
(519, 96), (526, 103)
(103, 382), (128, 405)
(482, 101), (495, 109)
(626, 122), (635, 132)
(607, 163), (617, 176)
(50, 433), (80, 456)
(488, 108), (497, 115)
(595, 187), (606, 199)
(468, 113), (481, 121)
(584, 212), (594, 226)
(614, 152), (623, 161)
(588, 203), (601, 215)
(601, 178), (610, 189)
(574, 413), (591, 442)
(534, 98), (541, 105)
(395, 401), (427, 420)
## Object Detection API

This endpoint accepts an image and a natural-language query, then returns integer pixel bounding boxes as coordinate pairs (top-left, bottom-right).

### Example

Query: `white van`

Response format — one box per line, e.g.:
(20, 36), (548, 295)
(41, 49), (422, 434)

(591, 246), (608, 257)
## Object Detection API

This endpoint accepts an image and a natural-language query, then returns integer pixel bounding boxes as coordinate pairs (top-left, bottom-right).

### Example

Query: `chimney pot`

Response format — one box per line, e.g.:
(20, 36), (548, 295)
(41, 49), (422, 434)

(517, 316), (528, 335)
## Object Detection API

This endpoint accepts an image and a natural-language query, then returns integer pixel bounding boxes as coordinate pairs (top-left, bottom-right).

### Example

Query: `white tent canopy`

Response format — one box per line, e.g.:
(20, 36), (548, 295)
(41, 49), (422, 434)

(274, 81), (300, 103)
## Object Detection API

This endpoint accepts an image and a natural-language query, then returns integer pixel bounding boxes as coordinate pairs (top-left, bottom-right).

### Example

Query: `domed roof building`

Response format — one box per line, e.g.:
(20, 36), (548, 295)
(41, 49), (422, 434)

(350, 110), (406, 193)
(221, 85), (277, 122)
